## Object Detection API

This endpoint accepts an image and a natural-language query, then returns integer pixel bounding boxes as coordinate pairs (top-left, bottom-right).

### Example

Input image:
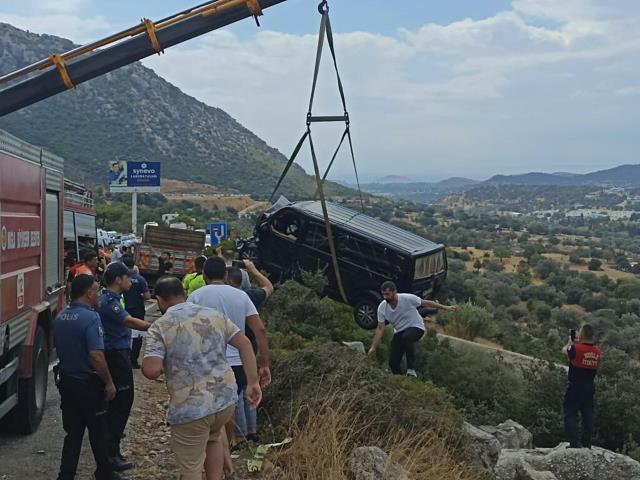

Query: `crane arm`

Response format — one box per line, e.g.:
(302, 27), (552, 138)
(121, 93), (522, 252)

(0, 0), (286, 117)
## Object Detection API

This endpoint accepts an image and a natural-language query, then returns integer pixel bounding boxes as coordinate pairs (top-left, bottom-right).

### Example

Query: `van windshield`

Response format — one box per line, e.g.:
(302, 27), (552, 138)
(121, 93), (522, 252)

(414, 251), (446, 280)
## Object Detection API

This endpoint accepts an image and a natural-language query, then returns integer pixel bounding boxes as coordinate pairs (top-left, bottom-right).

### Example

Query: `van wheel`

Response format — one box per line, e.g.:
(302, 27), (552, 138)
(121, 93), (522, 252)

(8, 327), (48, 433)
(354, 299), (378, 330)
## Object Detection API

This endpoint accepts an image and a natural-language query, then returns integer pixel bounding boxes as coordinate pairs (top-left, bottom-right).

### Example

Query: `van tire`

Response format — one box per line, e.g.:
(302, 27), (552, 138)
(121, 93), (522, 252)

(7, 327), (48, 433)
(354, 298), (379, 330)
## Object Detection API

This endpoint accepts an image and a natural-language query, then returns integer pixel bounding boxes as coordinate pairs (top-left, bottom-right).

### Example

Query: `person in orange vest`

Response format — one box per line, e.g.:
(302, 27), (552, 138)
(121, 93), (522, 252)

(75, 251), (99, 276)
(562, 324), (602, 448)
(67, 252), (100, 301)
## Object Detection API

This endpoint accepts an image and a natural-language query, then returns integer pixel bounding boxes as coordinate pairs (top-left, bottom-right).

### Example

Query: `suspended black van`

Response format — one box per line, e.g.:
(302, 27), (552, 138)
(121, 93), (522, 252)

(239, 198), (448, 329)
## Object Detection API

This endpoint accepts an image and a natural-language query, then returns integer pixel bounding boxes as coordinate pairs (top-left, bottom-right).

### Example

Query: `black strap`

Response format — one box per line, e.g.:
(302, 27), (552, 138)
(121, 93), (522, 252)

(308, 13), (327, 114)
(268, 130), (309, 204)
(320, 128), (348, 184)
(324, 14), (348, 115)
(309, 129), (349, 304)
(346, 128), (365, 210)
(267, 1), (364, 304)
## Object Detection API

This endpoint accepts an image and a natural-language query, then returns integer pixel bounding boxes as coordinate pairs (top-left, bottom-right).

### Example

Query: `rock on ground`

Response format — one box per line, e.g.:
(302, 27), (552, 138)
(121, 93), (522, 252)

(495, 443), (640, 480)
(464, 422), (501, 471)
(342, 341), (366, 355)
(479, 419), (533, 449)
(345, 446), (410, 480)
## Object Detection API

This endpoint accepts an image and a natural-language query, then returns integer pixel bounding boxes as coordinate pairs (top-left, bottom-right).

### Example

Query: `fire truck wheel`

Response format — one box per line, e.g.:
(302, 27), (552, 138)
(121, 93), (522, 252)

(10, 327), (48, 433)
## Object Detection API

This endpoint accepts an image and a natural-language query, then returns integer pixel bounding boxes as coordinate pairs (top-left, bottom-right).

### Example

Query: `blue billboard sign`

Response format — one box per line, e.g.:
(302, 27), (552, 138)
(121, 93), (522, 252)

(108, 161), (161, 192)
(210, 222), (228, 246)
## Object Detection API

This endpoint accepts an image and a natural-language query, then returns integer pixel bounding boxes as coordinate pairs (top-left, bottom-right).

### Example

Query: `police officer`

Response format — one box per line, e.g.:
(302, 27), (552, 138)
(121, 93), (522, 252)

(121, 255), (151, 368)
(53, 275), (122, 480)
(97, 263), (150, 471)
(562, 324), (602, 448)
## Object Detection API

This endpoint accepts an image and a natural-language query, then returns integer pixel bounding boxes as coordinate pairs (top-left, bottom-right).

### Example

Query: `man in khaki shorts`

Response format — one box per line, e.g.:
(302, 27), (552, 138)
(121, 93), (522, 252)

(142, 276), (261, 480)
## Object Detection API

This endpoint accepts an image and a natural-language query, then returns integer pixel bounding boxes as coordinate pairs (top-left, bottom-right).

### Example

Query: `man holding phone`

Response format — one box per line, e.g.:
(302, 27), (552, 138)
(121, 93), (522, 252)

(562, 324), (602, 448)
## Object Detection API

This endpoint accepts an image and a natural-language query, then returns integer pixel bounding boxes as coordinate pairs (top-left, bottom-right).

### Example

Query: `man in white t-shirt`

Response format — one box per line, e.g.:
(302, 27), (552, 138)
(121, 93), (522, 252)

(110, 245), (125, 264)
(187, 256), (270, 472)
(368, 281), (456, 377)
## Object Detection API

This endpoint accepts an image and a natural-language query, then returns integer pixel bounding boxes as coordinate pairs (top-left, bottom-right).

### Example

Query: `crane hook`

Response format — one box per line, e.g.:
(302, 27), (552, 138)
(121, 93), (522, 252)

(318, 0), (329, 15)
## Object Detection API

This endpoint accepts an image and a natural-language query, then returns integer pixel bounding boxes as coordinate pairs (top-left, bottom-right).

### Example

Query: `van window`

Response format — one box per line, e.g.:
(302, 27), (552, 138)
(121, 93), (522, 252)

(305, 222), (328, 251)
(337, 233), (392, 276)
(414, 251), (446, 279)
(271, 211), (301, 241)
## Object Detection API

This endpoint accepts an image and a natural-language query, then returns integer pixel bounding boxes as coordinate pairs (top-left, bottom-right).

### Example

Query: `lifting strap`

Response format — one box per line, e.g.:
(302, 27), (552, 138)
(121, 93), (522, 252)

(49, 54), (75, 90)
(143, 19), (164, 54)
(268, 0), (364, 304)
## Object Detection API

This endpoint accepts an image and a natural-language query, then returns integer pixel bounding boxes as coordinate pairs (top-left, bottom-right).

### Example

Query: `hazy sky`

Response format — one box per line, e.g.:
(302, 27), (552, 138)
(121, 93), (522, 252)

(2, 0), (639, 182)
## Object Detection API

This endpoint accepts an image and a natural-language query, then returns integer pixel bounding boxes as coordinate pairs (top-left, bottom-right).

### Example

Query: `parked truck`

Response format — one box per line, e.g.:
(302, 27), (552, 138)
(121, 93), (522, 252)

(0, 130), (66, 432)
(135, 225), (205, 284)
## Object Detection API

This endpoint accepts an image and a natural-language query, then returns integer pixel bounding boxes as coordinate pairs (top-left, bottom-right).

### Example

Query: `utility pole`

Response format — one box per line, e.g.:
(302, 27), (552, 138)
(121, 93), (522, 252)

(132, 191), (137, 235)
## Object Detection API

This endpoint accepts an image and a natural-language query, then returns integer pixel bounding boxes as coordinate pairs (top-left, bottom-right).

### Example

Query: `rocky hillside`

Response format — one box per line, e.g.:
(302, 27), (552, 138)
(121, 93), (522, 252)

(0, 23), (352, 198)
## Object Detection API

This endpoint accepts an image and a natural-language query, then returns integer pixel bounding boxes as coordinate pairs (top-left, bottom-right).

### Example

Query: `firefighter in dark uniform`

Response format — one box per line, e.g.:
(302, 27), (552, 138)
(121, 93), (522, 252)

(562, 324), (602, 448)
(53, 275), (121, 480)
(97, 263), (150, 471)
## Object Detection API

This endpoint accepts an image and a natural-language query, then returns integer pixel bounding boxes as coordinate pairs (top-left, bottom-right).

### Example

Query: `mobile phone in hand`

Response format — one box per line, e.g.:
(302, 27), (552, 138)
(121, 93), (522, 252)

(570, 329), (576, 341)
(232, 260), (245, 268)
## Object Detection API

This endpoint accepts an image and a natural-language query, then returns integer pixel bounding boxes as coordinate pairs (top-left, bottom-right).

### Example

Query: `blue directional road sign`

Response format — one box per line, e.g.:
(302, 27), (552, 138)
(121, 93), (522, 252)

(210, 222), (228, 246)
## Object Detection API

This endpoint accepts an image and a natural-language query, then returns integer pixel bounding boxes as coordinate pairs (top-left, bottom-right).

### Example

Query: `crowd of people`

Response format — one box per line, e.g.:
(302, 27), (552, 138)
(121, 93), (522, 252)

(54, 244), (603, 480)
(54, 245), (273, 480)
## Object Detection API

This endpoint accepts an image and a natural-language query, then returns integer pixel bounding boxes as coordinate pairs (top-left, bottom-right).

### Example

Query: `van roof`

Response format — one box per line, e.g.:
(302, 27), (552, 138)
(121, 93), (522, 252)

(287, 201), (444, 256)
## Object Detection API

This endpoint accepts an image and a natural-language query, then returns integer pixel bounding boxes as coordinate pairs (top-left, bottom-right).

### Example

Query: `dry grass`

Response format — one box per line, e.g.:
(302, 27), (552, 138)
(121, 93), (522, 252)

(268, 391), (488, 480)
(449, 246), (636, 281)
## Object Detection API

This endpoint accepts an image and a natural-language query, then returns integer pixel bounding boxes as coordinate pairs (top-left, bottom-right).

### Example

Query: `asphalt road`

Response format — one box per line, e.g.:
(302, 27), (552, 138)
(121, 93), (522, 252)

(0, 370), (98, 480)
(0, 304), (159, 480)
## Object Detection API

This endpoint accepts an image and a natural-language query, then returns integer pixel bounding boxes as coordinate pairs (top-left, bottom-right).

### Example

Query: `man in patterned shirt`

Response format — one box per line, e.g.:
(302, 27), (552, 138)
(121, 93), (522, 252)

(142, 276), (261, 480)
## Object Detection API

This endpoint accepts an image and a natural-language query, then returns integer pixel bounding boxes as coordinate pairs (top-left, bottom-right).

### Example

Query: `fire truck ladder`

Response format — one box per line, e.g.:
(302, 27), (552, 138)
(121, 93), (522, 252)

(0, 0), (287, 117)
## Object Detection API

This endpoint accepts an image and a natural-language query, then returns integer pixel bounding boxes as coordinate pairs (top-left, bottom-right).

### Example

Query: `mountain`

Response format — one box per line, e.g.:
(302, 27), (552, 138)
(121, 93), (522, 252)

(485, 164), (640, 187)
(581, 164), (640, 185)
(361, 177), (480, 203)
(485, 172), (573, 186)
(0, 23), (352, 198)
(362, 164), (640, 204)
(434, 177), (480, 188)
(376, 175), (412, 183)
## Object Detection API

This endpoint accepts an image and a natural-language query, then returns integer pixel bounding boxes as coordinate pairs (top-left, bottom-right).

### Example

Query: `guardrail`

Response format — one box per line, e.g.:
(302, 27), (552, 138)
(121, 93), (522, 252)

(64, 190), (94, 209)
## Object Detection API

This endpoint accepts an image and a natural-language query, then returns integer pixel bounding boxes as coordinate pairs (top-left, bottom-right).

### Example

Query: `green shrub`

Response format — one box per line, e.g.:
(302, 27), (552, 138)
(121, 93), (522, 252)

(588, 258), (602, 271)
(264, 274), (370, 344)
(438, 302), (494, 340)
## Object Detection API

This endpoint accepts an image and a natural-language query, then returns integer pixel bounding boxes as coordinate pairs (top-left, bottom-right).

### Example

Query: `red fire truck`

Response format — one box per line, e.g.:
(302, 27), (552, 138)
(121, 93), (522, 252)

(0, 129), (96, 432)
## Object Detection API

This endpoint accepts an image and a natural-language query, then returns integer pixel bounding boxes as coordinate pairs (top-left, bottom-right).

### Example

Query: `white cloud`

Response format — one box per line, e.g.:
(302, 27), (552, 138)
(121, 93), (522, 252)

(34, 0), (89, 14)
(0, 12), (111, 43)
(615, 85), (640, 97)
(139, 0), (640, 179)
(3, 0), (639, 179)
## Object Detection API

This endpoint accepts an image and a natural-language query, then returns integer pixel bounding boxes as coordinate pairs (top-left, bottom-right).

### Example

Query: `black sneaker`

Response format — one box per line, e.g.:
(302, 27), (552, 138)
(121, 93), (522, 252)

(108, 456), (134, 472)
(95, 471), (123, 480)
(230, 441), (247, 453)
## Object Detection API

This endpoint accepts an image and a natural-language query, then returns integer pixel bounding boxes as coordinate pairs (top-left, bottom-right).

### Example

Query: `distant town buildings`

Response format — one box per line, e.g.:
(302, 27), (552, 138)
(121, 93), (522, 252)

(565, 209), (637, 220)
